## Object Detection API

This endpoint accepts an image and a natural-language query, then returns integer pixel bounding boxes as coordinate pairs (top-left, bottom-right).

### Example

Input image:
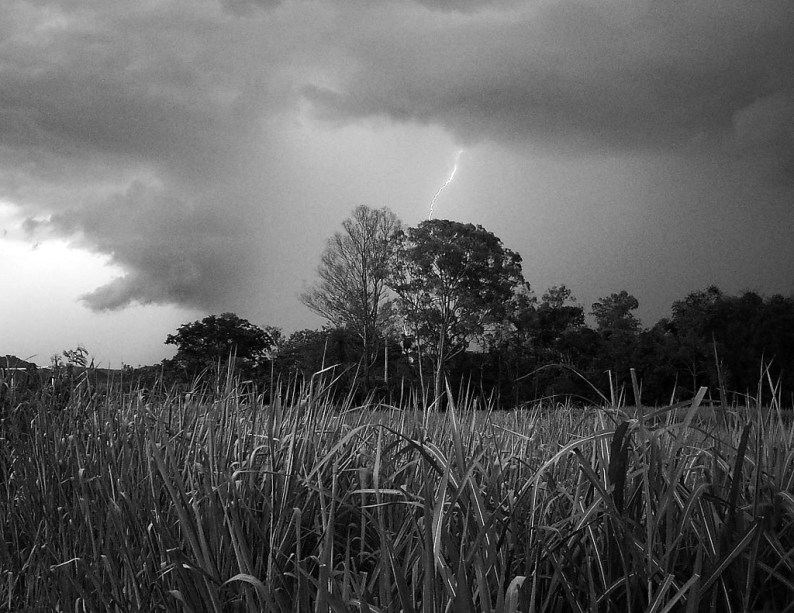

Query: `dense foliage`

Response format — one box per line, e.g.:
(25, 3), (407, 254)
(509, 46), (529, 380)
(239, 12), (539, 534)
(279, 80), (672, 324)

(165, 312), (281, 379)
(218, 285), (794, 410)
(389, 219), (526, 402)
(288, 208), (794, 408)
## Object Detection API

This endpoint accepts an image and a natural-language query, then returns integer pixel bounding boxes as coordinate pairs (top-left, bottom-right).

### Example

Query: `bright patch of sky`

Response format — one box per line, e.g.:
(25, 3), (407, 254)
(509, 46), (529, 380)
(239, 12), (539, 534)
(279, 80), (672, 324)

(1, 202), (196, 366)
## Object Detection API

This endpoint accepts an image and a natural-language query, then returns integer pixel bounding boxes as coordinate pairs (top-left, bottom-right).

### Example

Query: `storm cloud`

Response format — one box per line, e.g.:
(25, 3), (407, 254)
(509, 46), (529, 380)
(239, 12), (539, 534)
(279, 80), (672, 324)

(2, 0), (793, 331)
(307, 1), (794, 164)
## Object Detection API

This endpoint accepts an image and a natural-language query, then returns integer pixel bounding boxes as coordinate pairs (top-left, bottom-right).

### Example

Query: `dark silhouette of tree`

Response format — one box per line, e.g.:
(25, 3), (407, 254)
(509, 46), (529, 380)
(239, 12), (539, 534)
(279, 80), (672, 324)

(707, 291), (794, 401)
(591, 291), (641, 390)
(631, 320), (680, 405)
(484, 284), (538, 405)
(274, 327), (363, 397)
(536, 285), (586, 362)
(165, 313), (280, 378)
(669, 285), (723, 394)
(530, 287), (602, 401)
(301, 205), (401, 389)
(664, 287), (794, 403)
(388, 219), (525, 404)
(754, 294), (794, 397)
(592, 290), (640, 334)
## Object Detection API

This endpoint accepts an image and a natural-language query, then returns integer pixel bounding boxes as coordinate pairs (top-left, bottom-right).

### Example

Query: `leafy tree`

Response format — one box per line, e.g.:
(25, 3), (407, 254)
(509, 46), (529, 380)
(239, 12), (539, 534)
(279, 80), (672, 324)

(667, 287), (794, 402)
(165, 313), (280, 377)
(274, 327), (372, 401)
(591, 291), (641, 386)
(388, 219), (525, 403)
(541, 285), (575, 310)
(708, 291), (794, 400)
(536, 285), (586, 361)
(592, 290), (640, 334)
(753, 294), (794, 397)
(631, 320), (680, 405)
(482, 283), (537, 404)
(669, 285), (723, 394)
(276, 328), (347, 380)
(486, 285), (594, 404)
(301, 205), (402, 387)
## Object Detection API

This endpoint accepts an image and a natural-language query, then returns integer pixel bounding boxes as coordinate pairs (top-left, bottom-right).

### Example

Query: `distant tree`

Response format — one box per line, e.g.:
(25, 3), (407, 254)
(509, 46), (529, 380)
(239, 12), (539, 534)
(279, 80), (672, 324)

(592, 290), (641, 334)
(484, 283), (537, 403)
(389, 219), (525, 403)
(591, 291), (641, 386)
(753, 293), (794, 397)
(631, 320), (680, 404)
(707, 290), (794, 400)
(665, 286), (794, 402)
(274, 327), (365, 399)
(536, 285), (586, 360)
(277, 328), (341, 380)
(165, 313), (280, 377)
(301, 205), (402, 387)
(669, 285), (723, 394)
(506, 286), (597, 401)
(541, 285), (575, 310)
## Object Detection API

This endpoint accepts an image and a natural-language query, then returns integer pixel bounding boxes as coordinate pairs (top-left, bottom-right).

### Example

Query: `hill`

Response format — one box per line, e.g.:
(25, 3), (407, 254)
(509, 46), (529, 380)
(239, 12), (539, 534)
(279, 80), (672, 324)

(1, 355), (38, 369)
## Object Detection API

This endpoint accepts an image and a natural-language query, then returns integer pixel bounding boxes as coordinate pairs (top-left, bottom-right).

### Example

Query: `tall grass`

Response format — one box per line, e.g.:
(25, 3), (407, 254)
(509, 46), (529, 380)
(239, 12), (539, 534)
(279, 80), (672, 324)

(1, 367), (792, 612)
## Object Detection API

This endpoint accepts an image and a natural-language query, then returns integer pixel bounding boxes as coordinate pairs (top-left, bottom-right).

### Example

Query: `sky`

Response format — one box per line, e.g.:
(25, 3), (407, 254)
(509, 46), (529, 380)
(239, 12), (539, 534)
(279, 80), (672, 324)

(1, 0), (793, 367)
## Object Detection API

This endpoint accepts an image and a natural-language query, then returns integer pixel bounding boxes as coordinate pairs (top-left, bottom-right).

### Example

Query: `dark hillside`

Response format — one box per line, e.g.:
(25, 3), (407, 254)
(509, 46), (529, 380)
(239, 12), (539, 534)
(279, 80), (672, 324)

(1, 355), (38, 370)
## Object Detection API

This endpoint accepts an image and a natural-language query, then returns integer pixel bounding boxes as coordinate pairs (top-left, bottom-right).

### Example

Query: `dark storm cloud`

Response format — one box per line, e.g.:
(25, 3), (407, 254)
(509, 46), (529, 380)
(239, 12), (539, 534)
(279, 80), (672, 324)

(3, 0), (793, 323)
(220, 0), (282, 15)
(0, 2), (282, 185)
(306, 0), (794, 169)
(405, 0), (519, 12)
(39, 182), (261, 310)
(1, 0), (311, 311)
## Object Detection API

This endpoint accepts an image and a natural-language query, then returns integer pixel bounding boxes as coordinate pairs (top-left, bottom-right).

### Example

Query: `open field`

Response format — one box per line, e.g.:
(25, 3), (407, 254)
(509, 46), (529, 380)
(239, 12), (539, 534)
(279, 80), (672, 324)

(2, 371), (793, 612)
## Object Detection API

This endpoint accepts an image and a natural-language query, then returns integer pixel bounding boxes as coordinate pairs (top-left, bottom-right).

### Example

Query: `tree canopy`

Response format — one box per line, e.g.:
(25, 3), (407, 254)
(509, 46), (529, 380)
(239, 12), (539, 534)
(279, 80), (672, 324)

(388, 219), (525, 401)
(282, 212), (794, 408)
(301, 205), (401, 386)
(165, 313), (280, 375)
(592, 290), (641, 334)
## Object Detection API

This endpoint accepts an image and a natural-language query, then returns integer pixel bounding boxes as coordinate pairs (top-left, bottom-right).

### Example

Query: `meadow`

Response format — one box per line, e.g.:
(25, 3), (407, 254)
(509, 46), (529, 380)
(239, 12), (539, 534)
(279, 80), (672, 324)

(1, 367), (793, 612)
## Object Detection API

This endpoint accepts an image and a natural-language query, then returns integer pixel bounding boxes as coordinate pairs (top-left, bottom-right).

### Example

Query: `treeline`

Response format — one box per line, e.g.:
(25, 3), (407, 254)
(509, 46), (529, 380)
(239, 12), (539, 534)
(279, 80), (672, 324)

(153, 205), (794, 408)
(155, 287), (794, 408)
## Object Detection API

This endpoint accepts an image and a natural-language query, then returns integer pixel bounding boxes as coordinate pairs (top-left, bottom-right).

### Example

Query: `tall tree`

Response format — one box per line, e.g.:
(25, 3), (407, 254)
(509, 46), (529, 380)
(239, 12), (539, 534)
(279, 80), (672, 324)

(536, 285), (586, 361)
(301, 205), (401, 386)
(591, 291), (641, 385)
(670, 285), (723, 394)
(592, 290), (641, 334)
(388, 219), (525, 403)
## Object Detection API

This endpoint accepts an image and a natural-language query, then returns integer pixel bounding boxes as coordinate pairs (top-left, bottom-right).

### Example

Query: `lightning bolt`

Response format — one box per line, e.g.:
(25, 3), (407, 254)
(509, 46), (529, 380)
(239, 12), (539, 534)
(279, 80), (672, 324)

(428, 149), (463, 220)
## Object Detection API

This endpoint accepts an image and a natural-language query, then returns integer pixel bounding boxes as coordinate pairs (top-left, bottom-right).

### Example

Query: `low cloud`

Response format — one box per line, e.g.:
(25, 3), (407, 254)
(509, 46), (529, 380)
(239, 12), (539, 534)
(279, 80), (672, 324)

(37, 182), (259, 310)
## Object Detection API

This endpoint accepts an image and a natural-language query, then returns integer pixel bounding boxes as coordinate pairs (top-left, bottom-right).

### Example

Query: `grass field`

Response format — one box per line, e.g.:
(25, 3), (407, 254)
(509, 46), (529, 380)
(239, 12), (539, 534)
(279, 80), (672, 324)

(1, 368), (793, 612)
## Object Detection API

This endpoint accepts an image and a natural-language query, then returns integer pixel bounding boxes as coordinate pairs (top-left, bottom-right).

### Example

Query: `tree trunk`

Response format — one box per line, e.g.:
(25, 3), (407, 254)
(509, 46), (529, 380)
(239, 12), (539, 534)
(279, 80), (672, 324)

(434, 332), (446, 409)
(383, 338), (388, 389)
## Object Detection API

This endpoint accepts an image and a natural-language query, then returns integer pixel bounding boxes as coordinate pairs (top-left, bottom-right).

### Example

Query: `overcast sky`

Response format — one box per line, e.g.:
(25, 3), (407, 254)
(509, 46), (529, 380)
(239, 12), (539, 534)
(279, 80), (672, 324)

(2, 0), (793, 367)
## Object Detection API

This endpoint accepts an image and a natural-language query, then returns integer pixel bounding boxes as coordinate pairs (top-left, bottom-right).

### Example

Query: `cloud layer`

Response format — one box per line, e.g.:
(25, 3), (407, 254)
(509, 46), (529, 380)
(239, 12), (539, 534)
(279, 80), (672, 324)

(308, 1), (794, 161)
(2, 0), (793, 325)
